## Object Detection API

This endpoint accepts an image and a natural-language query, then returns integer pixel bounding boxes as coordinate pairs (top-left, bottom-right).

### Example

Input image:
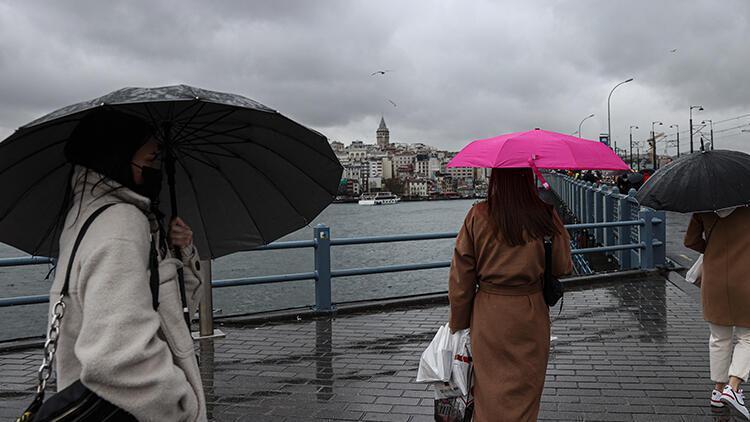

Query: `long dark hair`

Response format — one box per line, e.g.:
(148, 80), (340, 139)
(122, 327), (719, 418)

(486, 168), (560, 247)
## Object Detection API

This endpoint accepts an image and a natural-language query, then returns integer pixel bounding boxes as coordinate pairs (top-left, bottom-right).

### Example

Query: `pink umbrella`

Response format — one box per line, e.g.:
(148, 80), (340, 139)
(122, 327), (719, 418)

(447, 128), (629, 188)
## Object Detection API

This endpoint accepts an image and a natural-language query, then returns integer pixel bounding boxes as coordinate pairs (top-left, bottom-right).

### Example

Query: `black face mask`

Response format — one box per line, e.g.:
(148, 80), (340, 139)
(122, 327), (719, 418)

(136, 165), (163, 200)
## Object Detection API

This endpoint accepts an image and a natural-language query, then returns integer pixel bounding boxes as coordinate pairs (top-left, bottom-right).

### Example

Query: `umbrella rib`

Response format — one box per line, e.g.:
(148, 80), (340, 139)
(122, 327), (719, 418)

(170, 102), (207, 143)
(0, 138), (68, 177)
(171, 152), (216, 258)
(212, 140), (338, 197)
(181, 145), (311, 224)
(31, 165), (75, 256)
(0, 161), (70, 222)
(176, 148), (268, 244)
(171, 109), (238, 146)
(176, 125), (339, 179)
(179, 145), (243, 159)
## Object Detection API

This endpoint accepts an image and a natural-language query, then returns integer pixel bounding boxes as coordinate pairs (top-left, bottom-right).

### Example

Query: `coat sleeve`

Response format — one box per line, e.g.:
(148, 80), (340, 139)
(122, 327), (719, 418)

(684, 214), (706, 253)
(552, 212), (573, 276)
(448, 209), (478, 332)
(75, 236), (200, 421)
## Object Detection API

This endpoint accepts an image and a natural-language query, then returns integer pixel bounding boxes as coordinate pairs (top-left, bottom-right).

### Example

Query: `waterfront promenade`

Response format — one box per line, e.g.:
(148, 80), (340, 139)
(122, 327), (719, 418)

(0, 272), (728, 421)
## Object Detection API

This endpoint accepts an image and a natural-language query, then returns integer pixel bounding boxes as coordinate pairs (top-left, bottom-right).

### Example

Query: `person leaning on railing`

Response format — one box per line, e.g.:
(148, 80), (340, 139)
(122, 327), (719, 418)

(448, 168), (573, 422)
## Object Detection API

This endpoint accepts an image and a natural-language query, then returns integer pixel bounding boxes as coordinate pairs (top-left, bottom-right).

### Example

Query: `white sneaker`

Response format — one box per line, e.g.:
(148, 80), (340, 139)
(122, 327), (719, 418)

(720, 385), (750, 420)
(711, 389), (725, 408)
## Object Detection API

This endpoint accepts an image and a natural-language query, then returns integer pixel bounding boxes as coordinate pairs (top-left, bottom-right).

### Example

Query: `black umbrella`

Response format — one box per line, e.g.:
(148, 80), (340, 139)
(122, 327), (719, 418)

(635, 150), (750, 213)
(0, 84), (343, 324)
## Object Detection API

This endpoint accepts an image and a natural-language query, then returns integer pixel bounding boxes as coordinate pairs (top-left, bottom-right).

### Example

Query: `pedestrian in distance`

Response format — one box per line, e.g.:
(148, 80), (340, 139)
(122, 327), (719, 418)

(48, 109), (207, 421)
(685, 207), (750, 420)
(448, 168), (573, 421)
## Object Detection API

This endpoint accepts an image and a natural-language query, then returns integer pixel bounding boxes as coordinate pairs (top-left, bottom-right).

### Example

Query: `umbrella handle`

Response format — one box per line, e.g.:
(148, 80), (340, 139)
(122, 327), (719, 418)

(529, 158), (550, 190)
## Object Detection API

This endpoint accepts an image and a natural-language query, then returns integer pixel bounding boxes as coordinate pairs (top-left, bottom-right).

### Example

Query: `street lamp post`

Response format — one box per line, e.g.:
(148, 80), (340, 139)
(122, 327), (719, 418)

(702, 119), (714, 150)
(578, 113), (595, 139)
(669, 124), (679, 157)
(633, 140), (643, 171)
(651, 121), (663, 169)
(607, 78), (634, 152)
(629, 125), (638, 168)
(689, 105), (703, 154)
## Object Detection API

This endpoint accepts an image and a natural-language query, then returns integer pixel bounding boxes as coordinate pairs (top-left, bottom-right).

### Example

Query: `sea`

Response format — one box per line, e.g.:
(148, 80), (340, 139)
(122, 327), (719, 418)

(0, 200), (476, 341)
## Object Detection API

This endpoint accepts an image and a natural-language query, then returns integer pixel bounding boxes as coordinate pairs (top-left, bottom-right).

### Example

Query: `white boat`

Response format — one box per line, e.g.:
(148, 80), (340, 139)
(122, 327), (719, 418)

(358, 192), (401, 205)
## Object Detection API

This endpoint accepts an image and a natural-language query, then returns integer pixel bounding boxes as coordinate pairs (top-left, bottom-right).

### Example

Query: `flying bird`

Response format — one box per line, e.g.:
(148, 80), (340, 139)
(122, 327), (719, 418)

(371, 70), (393, 76)
(670, 48), (678, 53)
(387, 99), (397, 107)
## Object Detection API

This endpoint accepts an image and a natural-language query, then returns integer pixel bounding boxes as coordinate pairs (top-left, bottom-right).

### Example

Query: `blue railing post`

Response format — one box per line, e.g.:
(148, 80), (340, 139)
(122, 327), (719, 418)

(653, 210), (667, 267)
(585, 183), (594, 224)
(604, 187), (616, 248)
(639, 209), (654, 269)
(618, 190), (633, 270)
(313, 224), (333, 312)
(594, 185), (604, 243)
(627, 189), (641, 268)
(576, 180), (586, 222)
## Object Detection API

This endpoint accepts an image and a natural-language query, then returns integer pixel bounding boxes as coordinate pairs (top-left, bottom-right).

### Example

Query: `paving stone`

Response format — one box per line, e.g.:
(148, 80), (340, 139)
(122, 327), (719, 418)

(0, 276), (717, 420)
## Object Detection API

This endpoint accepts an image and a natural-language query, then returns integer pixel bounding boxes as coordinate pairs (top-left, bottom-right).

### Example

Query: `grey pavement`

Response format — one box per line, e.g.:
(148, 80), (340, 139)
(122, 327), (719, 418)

(1, 273), (742, 421)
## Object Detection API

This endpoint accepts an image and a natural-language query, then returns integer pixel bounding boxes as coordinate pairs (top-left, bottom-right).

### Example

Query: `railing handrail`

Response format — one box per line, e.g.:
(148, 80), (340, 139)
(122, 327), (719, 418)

(0, 218), (656, 309)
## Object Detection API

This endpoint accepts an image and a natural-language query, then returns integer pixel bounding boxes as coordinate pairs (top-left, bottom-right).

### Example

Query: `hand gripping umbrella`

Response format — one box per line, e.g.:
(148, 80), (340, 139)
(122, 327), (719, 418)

(0, 84), (343, 327)
(635, 150), (750, 213)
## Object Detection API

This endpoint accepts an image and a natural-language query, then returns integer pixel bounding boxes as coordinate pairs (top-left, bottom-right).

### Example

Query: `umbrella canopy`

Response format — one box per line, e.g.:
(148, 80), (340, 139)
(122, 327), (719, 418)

(446, 128), (629, 170)
(0, 84), (343, 258)
(636, 150), (750, 213)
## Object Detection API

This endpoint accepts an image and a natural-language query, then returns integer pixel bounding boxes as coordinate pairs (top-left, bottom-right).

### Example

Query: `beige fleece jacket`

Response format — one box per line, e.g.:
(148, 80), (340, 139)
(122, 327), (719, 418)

(48, 166), (207, 422)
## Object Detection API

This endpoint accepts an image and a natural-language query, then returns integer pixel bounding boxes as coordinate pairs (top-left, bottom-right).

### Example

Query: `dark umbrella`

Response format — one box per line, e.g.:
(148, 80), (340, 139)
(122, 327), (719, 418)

(635, 150), (750, 213)
(0, 84), (343, 324)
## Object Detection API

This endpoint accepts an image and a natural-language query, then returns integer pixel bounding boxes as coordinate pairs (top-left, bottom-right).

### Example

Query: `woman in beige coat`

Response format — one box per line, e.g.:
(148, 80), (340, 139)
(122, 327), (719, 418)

(49, 109), (207, 421)
(685, 208), (750, 418)
(449, 168), (572, 422)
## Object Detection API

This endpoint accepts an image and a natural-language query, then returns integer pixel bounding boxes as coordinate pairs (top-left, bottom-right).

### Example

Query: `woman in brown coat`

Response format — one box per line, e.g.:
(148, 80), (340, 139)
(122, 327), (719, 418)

(685, 208), (750, 418)
(448, 168), (572, 421)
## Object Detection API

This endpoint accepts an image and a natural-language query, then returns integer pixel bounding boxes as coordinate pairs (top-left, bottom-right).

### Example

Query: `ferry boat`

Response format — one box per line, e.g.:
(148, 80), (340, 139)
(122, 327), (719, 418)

(358, 191), (401, 205)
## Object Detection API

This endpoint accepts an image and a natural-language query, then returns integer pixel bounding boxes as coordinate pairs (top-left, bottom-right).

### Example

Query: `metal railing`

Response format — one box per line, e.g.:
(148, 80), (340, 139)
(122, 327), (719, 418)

(0, 205), (665, 337)
(545, 172), (666, 271)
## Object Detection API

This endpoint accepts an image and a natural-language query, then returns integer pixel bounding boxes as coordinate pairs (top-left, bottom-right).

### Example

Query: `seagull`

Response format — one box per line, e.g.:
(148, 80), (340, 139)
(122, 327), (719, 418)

(371, 70), (393, 76)
(670, 48), (678, 53)
(387, 99), (397, 107)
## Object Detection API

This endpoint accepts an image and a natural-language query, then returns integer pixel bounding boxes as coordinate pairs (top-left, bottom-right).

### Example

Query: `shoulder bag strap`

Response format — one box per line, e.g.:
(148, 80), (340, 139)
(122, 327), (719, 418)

(60, 203), (117, 296)
(33, 203), (117, 400)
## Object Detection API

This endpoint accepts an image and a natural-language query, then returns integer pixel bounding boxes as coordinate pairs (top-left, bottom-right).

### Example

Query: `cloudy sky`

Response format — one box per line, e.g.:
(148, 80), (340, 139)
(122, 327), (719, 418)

(1, 0), (749, 153)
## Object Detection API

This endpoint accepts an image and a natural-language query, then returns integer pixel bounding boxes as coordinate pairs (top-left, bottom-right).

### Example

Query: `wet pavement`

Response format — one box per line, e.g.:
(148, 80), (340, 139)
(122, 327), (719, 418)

(1, 273), (743, 421)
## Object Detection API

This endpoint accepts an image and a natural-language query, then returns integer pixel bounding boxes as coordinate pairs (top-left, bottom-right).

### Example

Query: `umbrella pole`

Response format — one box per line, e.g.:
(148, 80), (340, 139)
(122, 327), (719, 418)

(163, 123), (192, 330)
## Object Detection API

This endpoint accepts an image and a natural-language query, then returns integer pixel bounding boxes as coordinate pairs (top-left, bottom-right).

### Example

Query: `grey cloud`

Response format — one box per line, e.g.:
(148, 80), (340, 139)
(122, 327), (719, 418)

(1, 0), (749, 152)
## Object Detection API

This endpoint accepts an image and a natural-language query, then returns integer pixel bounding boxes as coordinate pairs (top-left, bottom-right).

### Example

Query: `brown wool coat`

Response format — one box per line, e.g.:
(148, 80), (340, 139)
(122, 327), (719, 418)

(684, 207), (750, 328)
(448, 202), (572, 422)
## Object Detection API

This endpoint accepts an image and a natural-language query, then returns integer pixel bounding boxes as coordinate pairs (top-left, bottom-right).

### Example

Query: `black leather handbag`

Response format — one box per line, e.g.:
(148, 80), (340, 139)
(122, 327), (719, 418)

(542, 236), (564, 308)
(18, 204), (137, 422)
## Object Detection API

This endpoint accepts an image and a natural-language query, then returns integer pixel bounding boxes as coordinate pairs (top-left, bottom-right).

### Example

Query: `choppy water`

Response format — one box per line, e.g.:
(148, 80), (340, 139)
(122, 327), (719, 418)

(0, 200), (476, 341)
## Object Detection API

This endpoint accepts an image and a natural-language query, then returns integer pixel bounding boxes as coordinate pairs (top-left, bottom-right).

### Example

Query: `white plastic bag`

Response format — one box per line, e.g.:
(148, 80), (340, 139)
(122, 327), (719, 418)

(450, 329), (472, 396)
(686, 254), (703, 286)
(416, 323), (456, 383)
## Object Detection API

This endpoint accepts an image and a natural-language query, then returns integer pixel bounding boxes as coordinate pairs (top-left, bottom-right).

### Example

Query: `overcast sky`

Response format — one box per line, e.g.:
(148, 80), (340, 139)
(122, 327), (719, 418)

(1, 0), (749, 153)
